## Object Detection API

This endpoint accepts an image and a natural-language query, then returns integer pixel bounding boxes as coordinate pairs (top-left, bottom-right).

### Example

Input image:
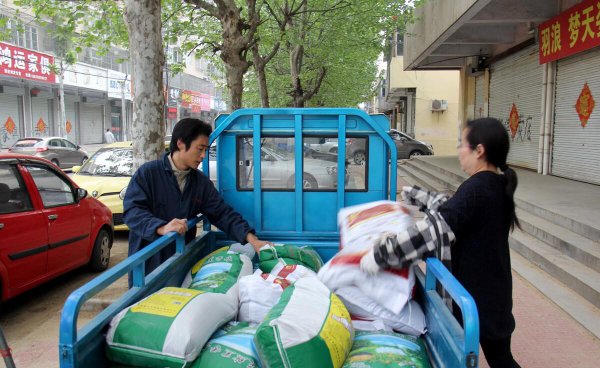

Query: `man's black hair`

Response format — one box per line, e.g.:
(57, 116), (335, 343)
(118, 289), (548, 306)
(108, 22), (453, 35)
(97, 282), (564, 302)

(169, 118), (212, 153)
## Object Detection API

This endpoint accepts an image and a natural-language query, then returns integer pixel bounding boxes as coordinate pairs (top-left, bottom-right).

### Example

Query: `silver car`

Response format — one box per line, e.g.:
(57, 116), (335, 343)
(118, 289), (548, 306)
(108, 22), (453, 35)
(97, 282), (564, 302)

(8, 137), (89, 169)
(238, 139), (348, 190)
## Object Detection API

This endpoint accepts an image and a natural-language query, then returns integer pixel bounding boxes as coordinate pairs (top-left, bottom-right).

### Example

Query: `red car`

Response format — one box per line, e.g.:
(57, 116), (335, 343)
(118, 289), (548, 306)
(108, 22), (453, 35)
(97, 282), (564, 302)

(0, 154), (113, 303)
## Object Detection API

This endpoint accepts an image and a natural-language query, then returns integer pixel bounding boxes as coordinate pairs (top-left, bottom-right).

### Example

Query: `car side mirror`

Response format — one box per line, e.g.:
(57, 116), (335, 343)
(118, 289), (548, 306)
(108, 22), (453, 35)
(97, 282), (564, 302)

(71, 165), (81, 173)
(77, 188), (88, 201)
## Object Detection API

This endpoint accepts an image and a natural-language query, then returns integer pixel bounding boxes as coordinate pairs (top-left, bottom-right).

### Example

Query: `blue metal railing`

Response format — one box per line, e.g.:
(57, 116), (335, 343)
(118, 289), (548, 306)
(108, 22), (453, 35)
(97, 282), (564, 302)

(59, 216), (207, 368)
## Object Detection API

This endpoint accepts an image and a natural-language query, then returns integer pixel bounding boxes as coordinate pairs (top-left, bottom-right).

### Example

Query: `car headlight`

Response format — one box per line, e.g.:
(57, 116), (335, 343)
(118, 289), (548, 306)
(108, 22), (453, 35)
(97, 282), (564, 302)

(119, 186), (127, 200)
(326, 166), (337, 175)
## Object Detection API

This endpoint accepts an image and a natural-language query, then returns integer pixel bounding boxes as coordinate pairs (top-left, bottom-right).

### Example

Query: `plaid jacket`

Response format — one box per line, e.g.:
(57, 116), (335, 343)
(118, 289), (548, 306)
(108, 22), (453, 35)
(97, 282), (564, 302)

(372, 186), (455, 269)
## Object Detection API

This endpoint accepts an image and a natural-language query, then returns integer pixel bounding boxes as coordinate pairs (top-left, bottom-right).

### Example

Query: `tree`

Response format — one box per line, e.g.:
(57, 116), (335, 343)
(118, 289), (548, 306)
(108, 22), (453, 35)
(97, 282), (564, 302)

(184, 0), (262, 111)
(124, 0), (165, 169)
(243, 0), (410, 107)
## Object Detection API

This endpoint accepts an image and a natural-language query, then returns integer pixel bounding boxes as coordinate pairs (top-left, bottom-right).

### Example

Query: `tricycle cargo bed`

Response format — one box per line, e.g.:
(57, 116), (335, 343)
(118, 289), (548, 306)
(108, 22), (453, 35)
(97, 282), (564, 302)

(60, 109), (479, 368)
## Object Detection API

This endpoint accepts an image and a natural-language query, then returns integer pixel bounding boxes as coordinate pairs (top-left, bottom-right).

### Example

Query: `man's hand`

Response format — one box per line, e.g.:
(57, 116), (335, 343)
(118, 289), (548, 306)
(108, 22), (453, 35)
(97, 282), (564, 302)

(360, 248), (381, 275)
(246, 233), (273, 253)
(157, 218), (188, 236)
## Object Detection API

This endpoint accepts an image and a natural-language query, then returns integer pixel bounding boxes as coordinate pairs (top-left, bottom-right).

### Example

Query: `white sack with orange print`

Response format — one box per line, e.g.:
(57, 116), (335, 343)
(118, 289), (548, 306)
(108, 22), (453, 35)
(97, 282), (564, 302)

(318, 200), (415, 315)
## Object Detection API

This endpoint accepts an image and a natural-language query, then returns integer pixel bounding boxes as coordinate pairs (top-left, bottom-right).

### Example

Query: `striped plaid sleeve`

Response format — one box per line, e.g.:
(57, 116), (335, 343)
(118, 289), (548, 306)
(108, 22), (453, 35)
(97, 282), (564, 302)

(372, 211), (455, 269)
(401, 185), (450, 212)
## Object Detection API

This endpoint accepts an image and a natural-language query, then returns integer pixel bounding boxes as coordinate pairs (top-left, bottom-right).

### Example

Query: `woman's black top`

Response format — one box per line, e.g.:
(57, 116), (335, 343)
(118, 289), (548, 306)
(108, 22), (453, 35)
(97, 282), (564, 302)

(439, 171), (516, 340)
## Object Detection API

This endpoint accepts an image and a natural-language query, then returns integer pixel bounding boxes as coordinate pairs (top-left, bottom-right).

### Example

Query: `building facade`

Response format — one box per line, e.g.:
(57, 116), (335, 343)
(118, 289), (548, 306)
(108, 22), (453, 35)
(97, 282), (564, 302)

(403, 0), (600, 185)
(379, 32), (461, 156)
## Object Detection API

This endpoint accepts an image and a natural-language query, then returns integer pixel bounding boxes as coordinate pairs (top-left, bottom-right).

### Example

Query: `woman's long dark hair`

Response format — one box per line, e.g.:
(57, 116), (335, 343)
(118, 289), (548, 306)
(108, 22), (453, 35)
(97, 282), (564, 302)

(466, 118), (521, 231)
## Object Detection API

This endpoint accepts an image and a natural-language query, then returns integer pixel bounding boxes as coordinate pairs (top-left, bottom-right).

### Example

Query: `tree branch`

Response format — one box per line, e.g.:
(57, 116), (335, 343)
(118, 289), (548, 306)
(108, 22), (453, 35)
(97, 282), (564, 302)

(184, 0), (219, 17)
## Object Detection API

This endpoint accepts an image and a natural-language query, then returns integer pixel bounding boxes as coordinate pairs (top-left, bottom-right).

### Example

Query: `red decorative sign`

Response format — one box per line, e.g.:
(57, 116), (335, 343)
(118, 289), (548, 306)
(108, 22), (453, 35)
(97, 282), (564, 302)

(509, 103), (519, 138)
(576, 82), (595, 127)
(0, 42), (56, 83)
(36, 118), (46, 133)
(538, 0), (600, 64)
(65, 120), (72, 134)
(4, 117), (15, 135)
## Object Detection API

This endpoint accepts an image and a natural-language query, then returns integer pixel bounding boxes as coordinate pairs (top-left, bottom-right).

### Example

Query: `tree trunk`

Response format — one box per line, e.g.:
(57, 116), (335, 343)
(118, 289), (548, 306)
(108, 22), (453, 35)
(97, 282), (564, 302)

(124, 0), (165, 170)
(251, 43), (270, 108)
(289, 44), (304, 107)
(58, 62), (66, 138)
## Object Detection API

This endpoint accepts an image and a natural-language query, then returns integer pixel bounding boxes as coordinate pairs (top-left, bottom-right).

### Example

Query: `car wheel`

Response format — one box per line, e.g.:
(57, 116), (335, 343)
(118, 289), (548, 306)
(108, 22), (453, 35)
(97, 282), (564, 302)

(329, 147), (338, 154)
(81, 156), (88, 165)
(302, 173), (318, 189)
(409, 150), (424, 158)
(51, 159), (60, 167)
(88, 229), (111, 272)
(353, 150), (366, 165)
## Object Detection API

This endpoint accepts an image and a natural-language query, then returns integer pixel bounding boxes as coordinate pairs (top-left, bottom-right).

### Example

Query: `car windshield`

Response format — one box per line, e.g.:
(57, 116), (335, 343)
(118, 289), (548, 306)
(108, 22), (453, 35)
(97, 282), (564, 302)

(13, 139), (42, 147)
(77, 147), (133, 176)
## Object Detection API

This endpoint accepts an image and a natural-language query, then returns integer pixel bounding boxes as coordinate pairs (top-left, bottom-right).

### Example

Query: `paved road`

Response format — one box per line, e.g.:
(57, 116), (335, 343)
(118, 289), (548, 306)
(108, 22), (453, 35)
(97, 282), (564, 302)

(0, 231), (129, 368)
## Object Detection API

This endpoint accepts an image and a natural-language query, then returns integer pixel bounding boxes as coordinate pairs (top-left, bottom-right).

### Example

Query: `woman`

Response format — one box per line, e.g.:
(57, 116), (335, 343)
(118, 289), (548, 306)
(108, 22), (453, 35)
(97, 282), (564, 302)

(361, 117), (521, 368)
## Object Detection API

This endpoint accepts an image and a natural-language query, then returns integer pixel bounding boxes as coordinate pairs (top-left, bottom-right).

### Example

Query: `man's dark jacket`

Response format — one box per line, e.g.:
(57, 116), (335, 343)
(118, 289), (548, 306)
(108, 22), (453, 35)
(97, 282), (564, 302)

(123, 153), (253, 277)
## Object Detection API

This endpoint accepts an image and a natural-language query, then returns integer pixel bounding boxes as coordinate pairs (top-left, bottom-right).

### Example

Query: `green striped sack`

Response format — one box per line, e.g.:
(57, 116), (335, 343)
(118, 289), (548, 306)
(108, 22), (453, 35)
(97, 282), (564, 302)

(258, 244), (324, 273)
(254, 277), (354, 368)
(182, 246), (253, 293)
(106, 287), (238, 367)
(342, 331), (432, 368)
(191, 321), (261, 368)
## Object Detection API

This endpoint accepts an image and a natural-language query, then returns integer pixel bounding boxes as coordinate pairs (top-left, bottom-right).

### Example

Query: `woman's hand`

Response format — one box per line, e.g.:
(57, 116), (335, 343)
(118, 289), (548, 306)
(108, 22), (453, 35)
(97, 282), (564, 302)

(360, 249), (381, 275)
(401, 186), (449, 211)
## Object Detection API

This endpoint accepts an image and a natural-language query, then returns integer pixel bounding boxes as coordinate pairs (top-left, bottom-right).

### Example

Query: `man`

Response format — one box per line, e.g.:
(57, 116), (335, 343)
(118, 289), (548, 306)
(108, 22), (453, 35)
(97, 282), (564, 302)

(104, 128), (116, 143)
(123, 118), (269, 284)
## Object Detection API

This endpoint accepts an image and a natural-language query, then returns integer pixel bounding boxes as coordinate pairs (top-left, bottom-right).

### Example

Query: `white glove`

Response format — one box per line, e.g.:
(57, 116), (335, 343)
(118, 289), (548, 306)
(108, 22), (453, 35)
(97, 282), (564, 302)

(360, 249), (381, 275)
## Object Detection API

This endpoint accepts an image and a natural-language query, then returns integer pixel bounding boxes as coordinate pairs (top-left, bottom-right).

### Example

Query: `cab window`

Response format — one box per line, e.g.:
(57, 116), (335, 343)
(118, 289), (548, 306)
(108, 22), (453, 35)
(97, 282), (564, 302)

(25, 165), (75, 207)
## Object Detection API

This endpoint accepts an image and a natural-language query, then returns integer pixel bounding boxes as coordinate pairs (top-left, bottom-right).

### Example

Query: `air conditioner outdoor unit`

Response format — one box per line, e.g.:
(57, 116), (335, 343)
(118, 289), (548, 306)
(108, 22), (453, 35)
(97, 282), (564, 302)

(431, 99), (448, 112)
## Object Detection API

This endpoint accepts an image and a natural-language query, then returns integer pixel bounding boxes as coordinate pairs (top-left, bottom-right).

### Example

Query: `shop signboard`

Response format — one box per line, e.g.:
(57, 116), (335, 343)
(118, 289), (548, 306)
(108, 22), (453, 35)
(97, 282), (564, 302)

(539, 0), (600, 64)
(108, 70), (132, 100)
(0, 42), (56, 83)
(64, 62), (106, 92)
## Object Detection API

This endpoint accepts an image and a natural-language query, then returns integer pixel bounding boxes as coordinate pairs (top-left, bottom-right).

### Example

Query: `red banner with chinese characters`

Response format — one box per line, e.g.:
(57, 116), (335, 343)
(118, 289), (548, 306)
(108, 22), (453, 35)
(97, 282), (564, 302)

(181, 90), (201, 113)
(538, 0), (600, 64)
(0, 42), (56, 83)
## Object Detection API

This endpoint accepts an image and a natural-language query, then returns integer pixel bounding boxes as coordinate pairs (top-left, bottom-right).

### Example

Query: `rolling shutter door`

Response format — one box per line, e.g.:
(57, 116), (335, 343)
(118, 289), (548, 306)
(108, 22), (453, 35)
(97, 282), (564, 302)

(551, 48), (600, 185)
(64, 96), (78, 143)
(80, 103), (104, 144)
(0, 87), (22, 148)
(489, 45), (542, 169)
(474, 75), (486, 119)
(31, 91), (53, 137)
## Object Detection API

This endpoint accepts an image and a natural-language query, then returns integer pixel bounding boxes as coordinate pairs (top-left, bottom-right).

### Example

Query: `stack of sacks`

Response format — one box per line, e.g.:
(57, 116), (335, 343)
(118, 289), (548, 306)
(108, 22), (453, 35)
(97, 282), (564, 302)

(254, 276), (354, 368)
(191, 321), (261, 368)
(343, 330), (432, 368)
(239, 263), (317, 324)
(106, 247), (252, 367)
(318, 200), (426, 336)
(258, 243), (324, 273)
